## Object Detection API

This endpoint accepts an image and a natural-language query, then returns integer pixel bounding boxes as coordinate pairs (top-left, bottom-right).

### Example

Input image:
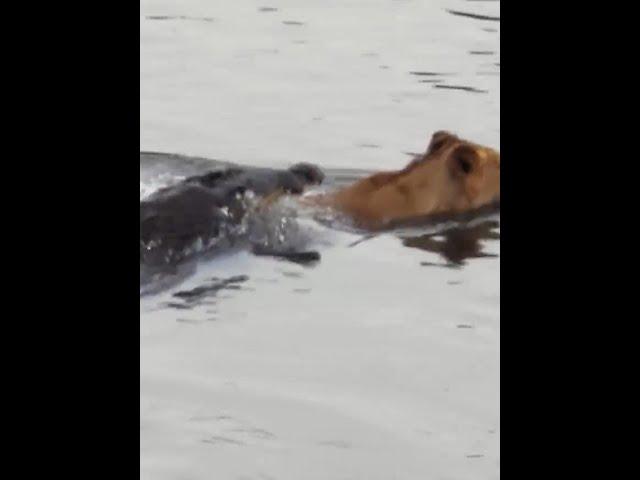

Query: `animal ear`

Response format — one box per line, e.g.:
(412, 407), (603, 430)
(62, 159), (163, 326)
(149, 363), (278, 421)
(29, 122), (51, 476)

(449, 144), (480, 178)
(426, 131), (458, 155)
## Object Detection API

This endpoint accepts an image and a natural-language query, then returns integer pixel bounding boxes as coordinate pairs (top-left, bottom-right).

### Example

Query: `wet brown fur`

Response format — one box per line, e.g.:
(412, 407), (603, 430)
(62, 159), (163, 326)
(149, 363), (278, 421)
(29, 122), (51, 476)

(311, 131), (500, 229)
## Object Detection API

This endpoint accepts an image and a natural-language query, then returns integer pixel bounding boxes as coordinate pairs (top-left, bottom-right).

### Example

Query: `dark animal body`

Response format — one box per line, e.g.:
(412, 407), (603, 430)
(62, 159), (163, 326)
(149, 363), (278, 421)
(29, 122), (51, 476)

(140, 163), (324, 268)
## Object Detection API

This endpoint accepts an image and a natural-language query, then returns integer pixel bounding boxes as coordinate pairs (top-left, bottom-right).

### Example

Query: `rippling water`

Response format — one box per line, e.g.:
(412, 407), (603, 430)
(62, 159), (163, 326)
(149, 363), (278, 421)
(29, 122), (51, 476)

(141, 1), (500, 479)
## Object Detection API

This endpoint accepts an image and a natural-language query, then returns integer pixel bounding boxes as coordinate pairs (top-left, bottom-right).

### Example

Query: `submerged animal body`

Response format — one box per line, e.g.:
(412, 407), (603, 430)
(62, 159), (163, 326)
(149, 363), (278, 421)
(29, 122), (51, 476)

(140, 163), (324, 268)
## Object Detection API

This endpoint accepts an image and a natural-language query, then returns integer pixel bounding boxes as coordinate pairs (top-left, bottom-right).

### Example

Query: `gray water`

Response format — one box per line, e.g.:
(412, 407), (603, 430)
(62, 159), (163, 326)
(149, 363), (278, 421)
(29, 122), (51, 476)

(141, 1), (500, 479)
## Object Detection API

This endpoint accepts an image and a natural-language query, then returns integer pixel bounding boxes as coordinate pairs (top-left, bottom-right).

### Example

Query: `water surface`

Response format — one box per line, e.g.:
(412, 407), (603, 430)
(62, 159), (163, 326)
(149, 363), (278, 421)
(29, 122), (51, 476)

(141, 1), (500, 479)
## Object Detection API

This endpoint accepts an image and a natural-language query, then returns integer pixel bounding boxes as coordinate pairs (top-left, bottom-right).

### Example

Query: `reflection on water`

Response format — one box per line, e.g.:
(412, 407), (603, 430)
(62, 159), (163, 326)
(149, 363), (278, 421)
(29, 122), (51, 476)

(434, 84), (488, 94)
(446, 9), (501, 22)
(168, 275), (250, 310)
(145, 15), (215, 22)
(401, 219), (500, 267)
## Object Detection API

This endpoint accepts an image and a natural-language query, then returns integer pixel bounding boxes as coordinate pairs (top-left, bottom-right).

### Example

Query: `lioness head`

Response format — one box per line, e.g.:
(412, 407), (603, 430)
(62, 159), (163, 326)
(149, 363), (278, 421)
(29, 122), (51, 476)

(398, 131), (500, 213)
(320, 130), (500, 228)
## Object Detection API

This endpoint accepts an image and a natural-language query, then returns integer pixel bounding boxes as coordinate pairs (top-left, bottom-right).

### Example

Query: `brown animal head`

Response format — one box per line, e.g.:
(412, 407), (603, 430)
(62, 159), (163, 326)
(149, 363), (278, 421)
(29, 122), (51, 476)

(415, 130), (500, 210)
(328, 131), (500, 228)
